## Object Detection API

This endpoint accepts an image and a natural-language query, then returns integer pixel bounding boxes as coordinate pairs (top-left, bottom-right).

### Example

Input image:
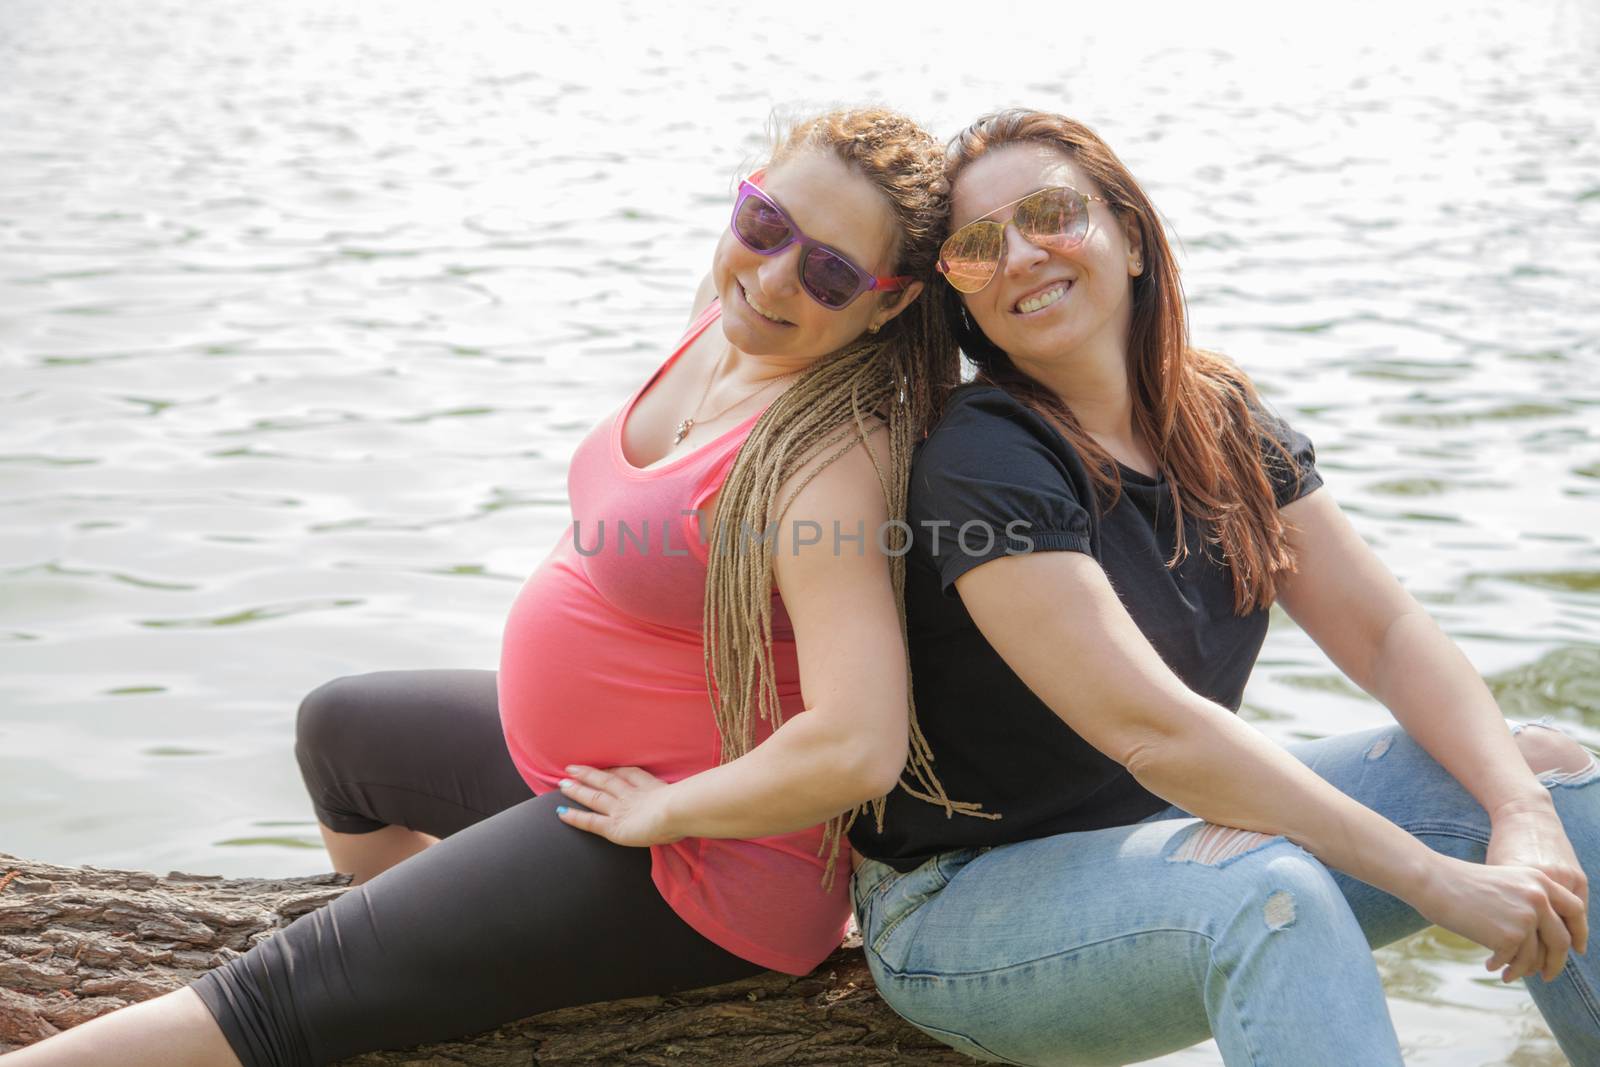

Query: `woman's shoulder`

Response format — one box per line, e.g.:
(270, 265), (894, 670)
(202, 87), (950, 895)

(921, 382), (1074, 462)
(1197, 359), (1322, 506)
(937, 381), (1031, 421)
(910, 383), (1092, 518)
(771, 416), (897, 526)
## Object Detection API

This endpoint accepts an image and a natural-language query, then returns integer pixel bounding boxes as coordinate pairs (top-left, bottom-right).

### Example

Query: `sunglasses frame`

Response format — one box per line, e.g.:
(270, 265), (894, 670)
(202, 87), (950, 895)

(937, 185), (1114, 294)
(730, 176), (911, 311)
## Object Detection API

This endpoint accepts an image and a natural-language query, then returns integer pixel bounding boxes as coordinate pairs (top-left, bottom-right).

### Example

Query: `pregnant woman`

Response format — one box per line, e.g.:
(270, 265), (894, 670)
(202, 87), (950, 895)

(846, 108), (1600, 1066)
(6, 107), (968, 1067)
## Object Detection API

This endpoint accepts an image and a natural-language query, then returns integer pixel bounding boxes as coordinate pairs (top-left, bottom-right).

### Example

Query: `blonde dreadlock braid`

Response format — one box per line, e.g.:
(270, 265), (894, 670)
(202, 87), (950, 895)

(701, 108), (994, 891)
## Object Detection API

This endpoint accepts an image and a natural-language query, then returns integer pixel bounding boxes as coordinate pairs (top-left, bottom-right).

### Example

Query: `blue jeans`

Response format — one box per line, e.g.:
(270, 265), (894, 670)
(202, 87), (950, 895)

(851, 719), (1600, 1066)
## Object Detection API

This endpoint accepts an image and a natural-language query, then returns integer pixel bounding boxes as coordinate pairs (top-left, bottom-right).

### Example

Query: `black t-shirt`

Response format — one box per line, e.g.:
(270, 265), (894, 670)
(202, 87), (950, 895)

(849, 383), (1324, 871)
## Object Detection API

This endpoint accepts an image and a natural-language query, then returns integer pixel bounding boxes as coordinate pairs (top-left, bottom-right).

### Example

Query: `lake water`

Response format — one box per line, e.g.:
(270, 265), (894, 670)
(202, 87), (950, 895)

(2, 0), (1597, 1062)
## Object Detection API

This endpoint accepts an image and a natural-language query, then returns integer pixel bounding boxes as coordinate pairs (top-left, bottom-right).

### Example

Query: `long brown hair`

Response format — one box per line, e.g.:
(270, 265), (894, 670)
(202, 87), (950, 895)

(945, 109), (1306, 615)
(703, 108), (990, 889)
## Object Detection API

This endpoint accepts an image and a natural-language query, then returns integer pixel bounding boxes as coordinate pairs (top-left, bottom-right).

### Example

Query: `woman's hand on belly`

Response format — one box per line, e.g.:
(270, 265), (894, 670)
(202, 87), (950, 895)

(556, 764), (685, 847)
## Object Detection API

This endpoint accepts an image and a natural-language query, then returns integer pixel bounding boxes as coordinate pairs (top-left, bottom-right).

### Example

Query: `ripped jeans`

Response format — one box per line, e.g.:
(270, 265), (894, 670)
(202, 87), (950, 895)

(850, 719), (1600, 1066)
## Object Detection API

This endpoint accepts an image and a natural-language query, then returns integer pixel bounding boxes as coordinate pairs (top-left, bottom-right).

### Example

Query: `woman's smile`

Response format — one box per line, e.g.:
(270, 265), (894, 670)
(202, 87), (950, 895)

(736, 280), (795, 327)
(1013, 278), (1074, 316)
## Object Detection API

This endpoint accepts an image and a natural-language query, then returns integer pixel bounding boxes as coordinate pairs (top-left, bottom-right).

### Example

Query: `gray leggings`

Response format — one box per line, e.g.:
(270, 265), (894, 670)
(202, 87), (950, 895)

(191, 670), (765, 1067)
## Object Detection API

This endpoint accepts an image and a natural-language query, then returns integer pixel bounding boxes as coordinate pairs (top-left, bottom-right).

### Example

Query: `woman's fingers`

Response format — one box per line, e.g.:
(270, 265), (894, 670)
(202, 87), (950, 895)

(1504, 926), (1541, 983)
(555, 804), (610, 837)
(1549, 876), (1590, 956)
(1537, 901), (1572, 983)
(558, 766), (621, 814)
(1481, 869), (1590, 981)
(1538, 875), (1585, 980)
(1487, 927), (1525, 974)
(613, 766), (657, 787)
(557, 765), (661, 813)
(564, 764), (626, 793)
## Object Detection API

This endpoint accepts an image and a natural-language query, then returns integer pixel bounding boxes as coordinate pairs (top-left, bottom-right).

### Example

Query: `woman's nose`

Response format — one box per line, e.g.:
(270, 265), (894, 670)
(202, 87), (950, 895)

(1001, 223), (1050, 278)
(754, 244), (803, 298)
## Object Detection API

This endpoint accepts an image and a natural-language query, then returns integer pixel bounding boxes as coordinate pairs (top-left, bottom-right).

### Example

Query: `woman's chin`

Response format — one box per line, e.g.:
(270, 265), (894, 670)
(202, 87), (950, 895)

(997, 316), (1095, 365)
(719, 316), (773, 355)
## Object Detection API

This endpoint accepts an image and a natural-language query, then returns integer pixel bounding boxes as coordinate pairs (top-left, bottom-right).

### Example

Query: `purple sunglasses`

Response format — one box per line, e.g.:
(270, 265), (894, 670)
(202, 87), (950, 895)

(730, 176), (911, 310)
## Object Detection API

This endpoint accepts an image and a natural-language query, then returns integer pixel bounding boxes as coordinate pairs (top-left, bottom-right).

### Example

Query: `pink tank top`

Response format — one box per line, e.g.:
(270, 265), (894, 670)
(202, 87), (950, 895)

(497, 299), (850, 975)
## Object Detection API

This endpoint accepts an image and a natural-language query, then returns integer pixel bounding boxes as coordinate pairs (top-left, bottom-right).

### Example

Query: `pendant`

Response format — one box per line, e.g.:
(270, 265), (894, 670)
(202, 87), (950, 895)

(673, 418), (694, 445)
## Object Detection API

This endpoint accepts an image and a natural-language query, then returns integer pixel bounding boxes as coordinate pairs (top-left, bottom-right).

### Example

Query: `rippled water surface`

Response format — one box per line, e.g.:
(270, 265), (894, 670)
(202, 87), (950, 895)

(3, 0), (1598, 1062)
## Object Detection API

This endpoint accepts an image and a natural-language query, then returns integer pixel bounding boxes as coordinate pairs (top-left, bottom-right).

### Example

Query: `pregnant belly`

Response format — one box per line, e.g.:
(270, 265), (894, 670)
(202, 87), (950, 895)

(496, 540), (801, 792)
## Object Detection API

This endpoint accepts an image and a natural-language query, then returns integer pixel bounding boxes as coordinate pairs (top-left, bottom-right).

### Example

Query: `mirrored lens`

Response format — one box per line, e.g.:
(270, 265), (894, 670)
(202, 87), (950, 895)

(1015, 187), (1088, 251)
(802, 246), (865, 308)
(938, 221), (1004, 293)
(733, 193), (793, 252)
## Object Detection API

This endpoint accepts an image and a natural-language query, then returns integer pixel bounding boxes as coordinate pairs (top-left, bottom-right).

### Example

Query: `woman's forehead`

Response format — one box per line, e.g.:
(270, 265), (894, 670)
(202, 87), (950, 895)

(761, 150), (899, 268)
(952, 143), (1086, 226)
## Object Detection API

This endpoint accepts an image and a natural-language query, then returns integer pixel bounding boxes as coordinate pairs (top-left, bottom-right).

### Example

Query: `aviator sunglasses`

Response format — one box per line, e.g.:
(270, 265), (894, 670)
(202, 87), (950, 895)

(730, 174), (911, 310)
(937, 185), (1113, 294)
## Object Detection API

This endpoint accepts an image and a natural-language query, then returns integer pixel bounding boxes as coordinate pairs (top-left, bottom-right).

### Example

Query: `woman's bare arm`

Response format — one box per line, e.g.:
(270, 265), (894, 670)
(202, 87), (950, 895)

(1273, 486), (1552, 819)
(949, 520), (1445, 906)
(640, 423), (912, 840)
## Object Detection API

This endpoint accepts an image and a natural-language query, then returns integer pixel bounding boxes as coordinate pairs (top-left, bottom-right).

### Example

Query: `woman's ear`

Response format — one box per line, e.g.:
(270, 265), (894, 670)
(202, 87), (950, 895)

(1123, 215), (1145, 277)
(870, 279), (925, 332)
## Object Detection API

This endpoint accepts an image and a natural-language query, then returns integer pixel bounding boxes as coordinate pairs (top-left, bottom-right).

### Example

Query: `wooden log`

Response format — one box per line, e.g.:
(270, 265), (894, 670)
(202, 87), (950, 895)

(0, 852), (976, 1064)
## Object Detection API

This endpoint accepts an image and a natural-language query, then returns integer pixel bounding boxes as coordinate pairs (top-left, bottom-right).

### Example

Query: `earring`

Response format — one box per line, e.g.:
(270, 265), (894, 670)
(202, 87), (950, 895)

(868, 323), (880, 334)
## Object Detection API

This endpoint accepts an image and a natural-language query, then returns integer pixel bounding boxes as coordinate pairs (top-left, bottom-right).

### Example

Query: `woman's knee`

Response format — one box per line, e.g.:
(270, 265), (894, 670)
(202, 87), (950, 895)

(1187, 833), (1348, 935)
(1511, 720), (1597, 779)
(296, 673), (385, 754)
(1165, 822), (1281, 866)
(1251, 846), (1351, 929)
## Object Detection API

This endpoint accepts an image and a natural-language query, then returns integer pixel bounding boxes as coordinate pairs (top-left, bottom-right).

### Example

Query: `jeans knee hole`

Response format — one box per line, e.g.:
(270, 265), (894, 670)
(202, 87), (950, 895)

(1539, 752), (1600, 788)
(1517, 727), (1595, 776)
(1264, 889), (1297, 930)
(1167, 823), (1281, 866)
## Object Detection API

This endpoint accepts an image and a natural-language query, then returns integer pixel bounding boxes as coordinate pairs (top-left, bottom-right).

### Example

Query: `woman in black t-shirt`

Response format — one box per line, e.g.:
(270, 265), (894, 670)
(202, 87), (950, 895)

(846, 109), (1600, 1066)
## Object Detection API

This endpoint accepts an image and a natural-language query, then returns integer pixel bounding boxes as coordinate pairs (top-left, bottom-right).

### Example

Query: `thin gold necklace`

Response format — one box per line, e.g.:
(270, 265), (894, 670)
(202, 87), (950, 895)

(673, 347), (797, 446)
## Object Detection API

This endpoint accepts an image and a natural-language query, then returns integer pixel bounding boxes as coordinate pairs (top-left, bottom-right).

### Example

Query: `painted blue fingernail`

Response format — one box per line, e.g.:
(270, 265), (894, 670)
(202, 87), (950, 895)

(556, 805), (569, 815)
(558, 778), (573, 788)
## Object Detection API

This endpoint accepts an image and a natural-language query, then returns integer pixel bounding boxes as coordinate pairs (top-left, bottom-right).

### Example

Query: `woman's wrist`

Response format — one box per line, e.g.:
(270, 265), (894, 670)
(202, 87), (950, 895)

(1392, 837), (1461, 909)
(1488, 788), (1558, 824)
(651, 781), (690, 842)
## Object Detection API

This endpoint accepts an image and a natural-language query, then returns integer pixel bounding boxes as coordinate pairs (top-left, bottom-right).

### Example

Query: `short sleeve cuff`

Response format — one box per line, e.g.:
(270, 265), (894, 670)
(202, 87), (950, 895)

(1275, 467), (1323, 509)
(935, 528), (1094, 598)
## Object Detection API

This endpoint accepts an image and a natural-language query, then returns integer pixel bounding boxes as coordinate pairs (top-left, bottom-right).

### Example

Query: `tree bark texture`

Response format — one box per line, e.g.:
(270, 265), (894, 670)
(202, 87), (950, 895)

(0, 852), (978, 1065)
